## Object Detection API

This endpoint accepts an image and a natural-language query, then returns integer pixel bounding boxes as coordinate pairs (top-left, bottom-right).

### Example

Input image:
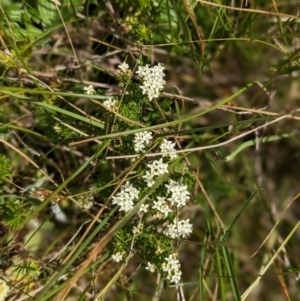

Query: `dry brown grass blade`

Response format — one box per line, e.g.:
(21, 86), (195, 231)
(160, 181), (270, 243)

(105, 109), (300, 160)
(0, 138), (56, 186)
(52, 156), (147, 300)
(52, 0), (81, 79)
(221, 105), (300, 121)
(250, 192), (300, 258)
(241, 220), (300, 300)
(182, 0), (205, 55)
(53, 196), (148, 301)
(273, 260), (292, 301)
(197, 0), (300, 20)
(194, 172), (224, 229)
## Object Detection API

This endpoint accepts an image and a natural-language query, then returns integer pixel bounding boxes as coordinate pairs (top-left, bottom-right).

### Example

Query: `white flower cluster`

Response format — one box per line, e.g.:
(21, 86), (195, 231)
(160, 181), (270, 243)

(0, 277), (9, 301)
(152, 196), (172, 217)
(112, 182), (140, 212)
(142, 158), (169, 187)
(118, 62), (132, 78)
(132, 225), (140, 235)
(133, 131), (153, 153)
(109, 62), (191, 286)
(146, 262), (156, 273)
(112, 252), (124, 262)
(160, 139), (178, 159)
(77, 196), (93, 210)
(103, 97), (118, 111)
(162, 254), (182, 284)
(136, 63), (166, 101)
(83, 84), (95, 95)
(150, 180), (190, 218)
(139, 203), (149, 213)
(165, 179), (190, 208)
(163, 219), (193, 239)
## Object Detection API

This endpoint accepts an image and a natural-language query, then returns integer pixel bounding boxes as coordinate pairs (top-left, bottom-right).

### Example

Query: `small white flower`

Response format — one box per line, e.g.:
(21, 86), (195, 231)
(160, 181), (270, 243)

(155, 246), (164, 254)
(83, 84), (95, 95)
(162, 254), (182, 284)
(112, 252), (124, 262)
(0, 277), (10, 301)
(139, 203), (149, 213)
(77, 196), (93, 210)
(152, 196), (172, 217)
(146, 262), (156, 273)
(112, 182), (139, 212)
(103, 97), (118, 111)
(163, 219), (193, 239)
(117, 62), (132, 86)
(170, 271), (182, 284)
(122, 182), (139, 199)
(165, 180), (190, 208)
(136, 63), (166, 101)
(118, 62), (129, 71)
(146, 158), (169, 176)
(53, 123), (61, 133)
(160, 139), (177, 159)
(142, 171), (156, 187)
(133, 226), (140, 235)
(165, 179), (177, 192)
(133, 131), (153, 153)
(112, 192), (134, 212)
(143, 159), (168, 186)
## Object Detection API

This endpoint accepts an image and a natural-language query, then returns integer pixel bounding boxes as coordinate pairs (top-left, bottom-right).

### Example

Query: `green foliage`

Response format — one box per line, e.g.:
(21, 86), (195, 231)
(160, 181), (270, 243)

(0, 0), (86, 68)
(121, 17), (152, 44)
(8, 260), (40, 280)
(2, 0), (84, 36)
(115, 0), (162, 44)
(115, 0), (160, 16)
(53, 122), (81, 140)
(134, 224), (171, 261)
(119, 98), (141, 124)
(0, 49), (21, 68)
(0, 154), (12, 185)
(0, 197), (30, 229)
(1, 1), (300, 300)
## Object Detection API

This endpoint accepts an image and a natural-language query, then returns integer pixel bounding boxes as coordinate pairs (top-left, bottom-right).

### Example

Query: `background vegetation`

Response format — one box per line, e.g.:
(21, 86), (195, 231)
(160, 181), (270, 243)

(0, 0), (300, 300)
